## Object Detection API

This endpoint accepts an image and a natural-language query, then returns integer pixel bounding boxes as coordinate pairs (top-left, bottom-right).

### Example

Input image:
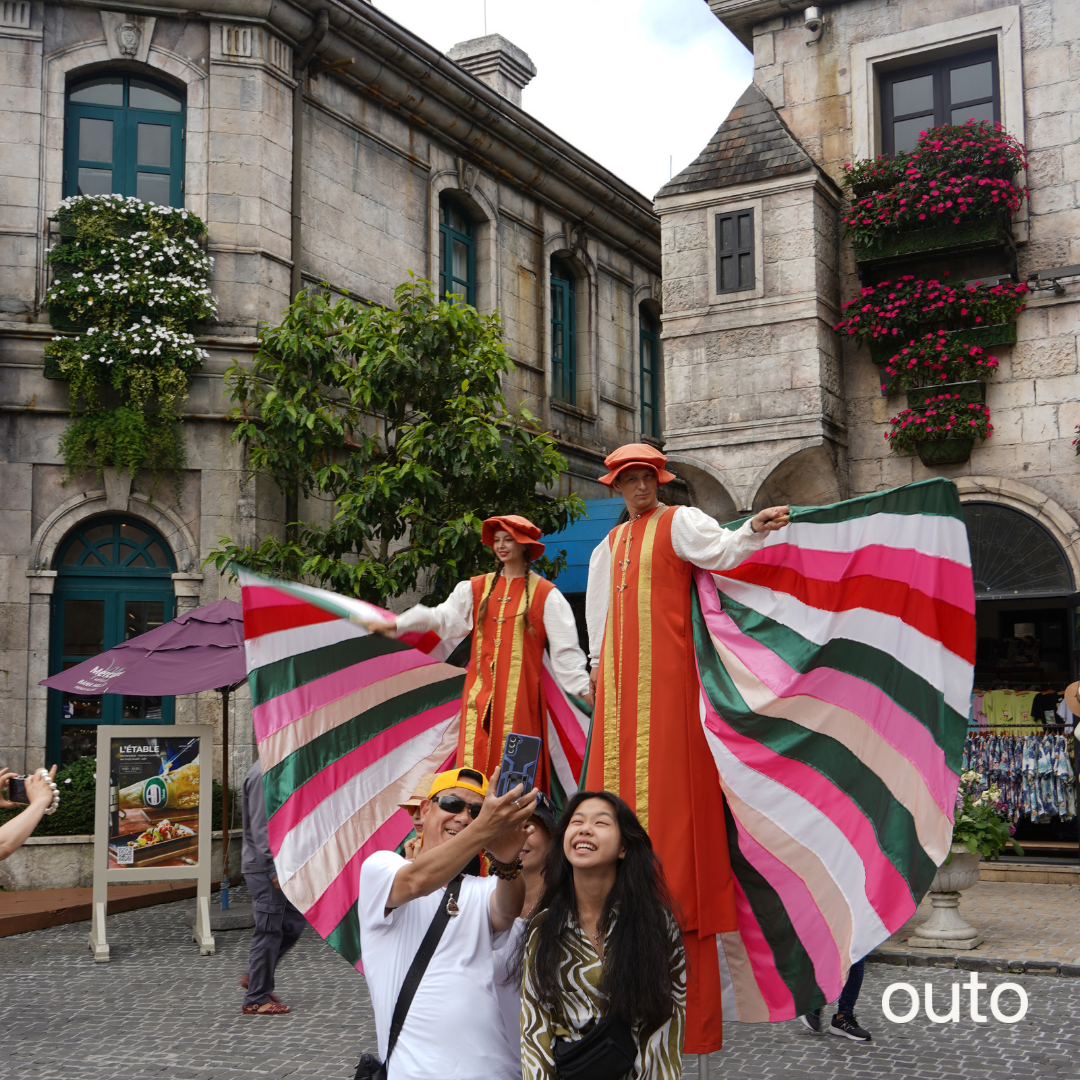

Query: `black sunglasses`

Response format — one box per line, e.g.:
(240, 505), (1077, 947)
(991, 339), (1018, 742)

(435, 794), (483, 819)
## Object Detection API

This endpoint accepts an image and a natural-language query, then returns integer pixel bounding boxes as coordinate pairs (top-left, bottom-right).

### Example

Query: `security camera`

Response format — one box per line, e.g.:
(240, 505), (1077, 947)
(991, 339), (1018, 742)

(804, 6), (823, 31)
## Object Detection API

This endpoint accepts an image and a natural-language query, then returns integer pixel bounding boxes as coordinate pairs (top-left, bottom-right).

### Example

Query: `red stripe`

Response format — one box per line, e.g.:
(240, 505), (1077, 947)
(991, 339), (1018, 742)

(398, 630), (442, 655)
(720, 564), (975, 663)
(241, 585), (341, 640)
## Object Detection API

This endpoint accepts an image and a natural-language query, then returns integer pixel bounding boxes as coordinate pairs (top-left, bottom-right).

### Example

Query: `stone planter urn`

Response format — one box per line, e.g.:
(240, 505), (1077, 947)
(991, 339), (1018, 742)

(908, 844), (984, 950)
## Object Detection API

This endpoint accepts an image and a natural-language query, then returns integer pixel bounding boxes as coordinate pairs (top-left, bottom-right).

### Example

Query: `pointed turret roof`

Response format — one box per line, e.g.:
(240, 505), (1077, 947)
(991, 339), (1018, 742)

(656, 83), (815, 198)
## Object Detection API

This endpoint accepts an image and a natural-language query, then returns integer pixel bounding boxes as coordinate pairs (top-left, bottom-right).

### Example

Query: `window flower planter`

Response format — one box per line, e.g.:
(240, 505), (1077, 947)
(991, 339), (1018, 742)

(854, 216), (1014, 270)
(868, 323), (1017, 364)
(917, 438), (975, 466)
(906, 381), (986, 411)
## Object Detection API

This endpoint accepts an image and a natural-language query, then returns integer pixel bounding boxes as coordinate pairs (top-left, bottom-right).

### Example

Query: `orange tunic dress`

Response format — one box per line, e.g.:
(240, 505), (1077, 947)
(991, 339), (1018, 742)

(457, 571), (555, 790)
(583, 504), (737, 1055)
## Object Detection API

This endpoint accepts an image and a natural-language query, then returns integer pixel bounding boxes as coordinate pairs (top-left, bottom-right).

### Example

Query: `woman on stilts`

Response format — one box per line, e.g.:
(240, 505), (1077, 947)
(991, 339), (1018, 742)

(369, 515), (591, 793)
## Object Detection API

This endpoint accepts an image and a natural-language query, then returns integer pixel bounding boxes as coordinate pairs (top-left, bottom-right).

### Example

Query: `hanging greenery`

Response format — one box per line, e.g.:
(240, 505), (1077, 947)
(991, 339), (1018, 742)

(44, 194), (216, 494)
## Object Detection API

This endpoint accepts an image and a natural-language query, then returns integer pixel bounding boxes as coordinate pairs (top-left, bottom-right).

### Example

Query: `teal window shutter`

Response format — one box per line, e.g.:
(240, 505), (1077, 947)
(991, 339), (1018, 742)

(550, 256), (576, 403)
(640, 308), (660, 438)
(64, 74), (185, 206)
(439, 196), (475, 305)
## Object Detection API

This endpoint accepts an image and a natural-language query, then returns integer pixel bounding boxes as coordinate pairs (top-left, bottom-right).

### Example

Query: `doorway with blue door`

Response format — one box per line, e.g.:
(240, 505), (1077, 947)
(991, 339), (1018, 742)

(48, 516), (178, 764)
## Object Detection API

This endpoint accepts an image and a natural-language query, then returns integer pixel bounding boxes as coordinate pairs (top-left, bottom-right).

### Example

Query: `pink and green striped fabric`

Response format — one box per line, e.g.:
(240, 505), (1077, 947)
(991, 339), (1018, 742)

(694, 478), (972, 1021)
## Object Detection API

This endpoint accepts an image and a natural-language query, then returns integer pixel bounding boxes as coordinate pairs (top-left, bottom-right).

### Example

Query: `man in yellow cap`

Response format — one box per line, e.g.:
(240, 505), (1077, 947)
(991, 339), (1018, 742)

(584, 442), (789, 1055)
(359, 765), (538, 1079)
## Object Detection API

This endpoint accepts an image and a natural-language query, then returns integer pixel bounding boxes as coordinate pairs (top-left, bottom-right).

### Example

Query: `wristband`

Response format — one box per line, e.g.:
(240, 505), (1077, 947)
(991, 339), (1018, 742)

(484, 851), (523, 881)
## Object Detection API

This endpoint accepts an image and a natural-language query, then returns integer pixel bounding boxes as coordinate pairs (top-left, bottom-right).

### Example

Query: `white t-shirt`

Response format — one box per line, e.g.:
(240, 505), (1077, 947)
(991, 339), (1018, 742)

(358, 851), (520, 1080)
(491, 918), (526, 1076)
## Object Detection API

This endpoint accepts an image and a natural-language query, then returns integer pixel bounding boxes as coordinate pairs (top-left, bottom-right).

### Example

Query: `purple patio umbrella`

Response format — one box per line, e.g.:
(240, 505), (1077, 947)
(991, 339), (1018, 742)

(41, 598), (248, 904)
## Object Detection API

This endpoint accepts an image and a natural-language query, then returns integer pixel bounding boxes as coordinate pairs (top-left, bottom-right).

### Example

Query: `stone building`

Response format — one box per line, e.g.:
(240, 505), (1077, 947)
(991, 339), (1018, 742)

(0, 0), (662, 775)
(658, 0), (1080, 852)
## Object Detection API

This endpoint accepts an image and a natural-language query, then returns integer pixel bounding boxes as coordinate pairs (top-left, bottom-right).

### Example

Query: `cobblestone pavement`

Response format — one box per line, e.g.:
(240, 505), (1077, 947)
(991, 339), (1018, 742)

(2, 892), (1079, 1079)
(880, 881), (1080, 963)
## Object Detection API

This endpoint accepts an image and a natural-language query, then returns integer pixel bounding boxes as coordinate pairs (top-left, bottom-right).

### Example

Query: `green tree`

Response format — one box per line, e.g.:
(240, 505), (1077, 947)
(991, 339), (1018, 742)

(209, 278), (583, 603)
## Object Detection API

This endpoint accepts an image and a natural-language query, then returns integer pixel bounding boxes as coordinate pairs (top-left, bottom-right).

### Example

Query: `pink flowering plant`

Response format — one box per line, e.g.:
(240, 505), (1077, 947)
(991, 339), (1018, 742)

(881, 333), (999, 393)
(834, 276), (1028, 345)
(885, 395), (993, 453)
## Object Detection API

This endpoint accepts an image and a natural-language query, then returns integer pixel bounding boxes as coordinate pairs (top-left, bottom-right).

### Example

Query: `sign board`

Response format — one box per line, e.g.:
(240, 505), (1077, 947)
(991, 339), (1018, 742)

(90, 725), (215, 961)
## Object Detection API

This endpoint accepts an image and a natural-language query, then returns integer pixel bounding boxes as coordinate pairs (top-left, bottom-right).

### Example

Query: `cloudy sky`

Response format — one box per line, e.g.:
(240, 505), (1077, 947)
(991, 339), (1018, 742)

(372, 0), (754, 200)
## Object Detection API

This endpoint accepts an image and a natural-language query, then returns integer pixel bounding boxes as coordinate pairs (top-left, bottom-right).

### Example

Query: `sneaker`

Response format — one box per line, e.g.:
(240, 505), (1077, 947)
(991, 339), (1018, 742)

(829, 1013), (871, 1042)
(799, 1008), (824, 1034)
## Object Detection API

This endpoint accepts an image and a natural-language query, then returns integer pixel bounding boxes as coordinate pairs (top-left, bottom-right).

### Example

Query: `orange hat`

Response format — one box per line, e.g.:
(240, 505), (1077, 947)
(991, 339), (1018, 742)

(481, 515), (546, 561)
(598, 443), (676, 487)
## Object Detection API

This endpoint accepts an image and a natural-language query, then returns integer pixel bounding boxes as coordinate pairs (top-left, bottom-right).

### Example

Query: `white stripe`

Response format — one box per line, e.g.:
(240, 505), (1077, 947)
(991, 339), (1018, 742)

(546, 716), (576, 796)
(240, 569), (390, 625)
(542, 652), (591, 741)
(701, 696), (889, 963)
(764, 513), (971, 567)
(715, 938), (741, 1022)
(713, 575), (973, 716)
(272, 712), (456, 883)
(246, 617), (370, 673)
(424, 634), (466, 663)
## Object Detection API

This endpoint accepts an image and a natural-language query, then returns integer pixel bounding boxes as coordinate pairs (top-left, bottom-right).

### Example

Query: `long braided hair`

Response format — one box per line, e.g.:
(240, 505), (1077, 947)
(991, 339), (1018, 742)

(475, 546), (537, 636)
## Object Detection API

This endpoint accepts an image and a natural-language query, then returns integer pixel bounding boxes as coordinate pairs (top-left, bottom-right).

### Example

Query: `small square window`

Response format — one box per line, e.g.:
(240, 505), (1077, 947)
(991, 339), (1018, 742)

(715, 211), (754, 294)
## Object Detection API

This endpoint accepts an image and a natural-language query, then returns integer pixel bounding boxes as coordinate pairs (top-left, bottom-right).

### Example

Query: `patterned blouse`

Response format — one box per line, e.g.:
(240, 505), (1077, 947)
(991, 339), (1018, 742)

(520, 909), (686, 1080)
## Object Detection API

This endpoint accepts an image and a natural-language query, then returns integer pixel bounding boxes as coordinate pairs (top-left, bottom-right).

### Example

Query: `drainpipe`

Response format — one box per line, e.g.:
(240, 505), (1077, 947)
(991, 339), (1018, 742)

(291, 8), (329, 300)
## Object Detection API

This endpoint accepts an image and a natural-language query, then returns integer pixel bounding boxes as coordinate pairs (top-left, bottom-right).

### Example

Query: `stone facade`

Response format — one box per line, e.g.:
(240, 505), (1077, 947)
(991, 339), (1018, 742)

(660, 0), (1080, 584)
(0, 1), (661, 776)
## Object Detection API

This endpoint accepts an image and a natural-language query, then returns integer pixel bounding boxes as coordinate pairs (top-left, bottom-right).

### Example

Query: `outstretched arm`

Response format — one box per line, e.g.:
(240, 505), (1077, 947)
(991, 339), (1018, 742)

(368, 578), (475, 639)
(670, 505), (787, 571)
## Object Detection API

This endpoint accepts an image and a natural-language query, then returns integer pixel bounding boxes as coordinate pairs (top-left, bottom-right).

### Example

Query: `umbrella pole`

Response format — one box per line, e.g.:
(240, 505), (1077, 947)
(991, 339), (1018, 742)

(221, 687), (230, 911)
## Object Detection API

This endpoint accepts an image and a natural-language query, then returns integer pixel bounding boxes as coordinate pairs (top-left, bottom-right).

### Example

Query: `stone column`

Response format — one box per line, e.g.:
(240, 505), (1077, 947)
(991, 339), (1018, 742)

(25, 570), (56, 771)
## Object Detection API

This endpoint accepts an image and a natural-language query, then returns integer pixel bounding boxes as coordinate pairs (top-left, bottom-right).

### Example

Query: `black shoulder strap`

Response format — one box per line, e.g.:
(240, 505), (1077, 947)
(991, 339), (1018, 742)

(385, 875), (463, 1066)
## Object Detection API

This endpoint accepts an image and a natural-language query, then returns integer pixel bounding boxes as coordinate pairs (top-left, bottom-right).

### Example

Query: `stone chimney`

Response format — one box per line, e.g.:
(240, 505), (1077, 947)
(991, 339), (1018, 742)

(447, 34), (536, 108)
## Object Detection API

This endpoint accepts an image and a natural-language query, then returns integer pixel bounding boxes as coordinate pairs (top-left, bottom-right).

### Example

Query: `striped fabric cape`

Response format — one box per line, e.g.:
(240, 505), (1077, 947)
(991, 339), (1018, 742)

(239, 477), (971, 1009)
(238, 569), (590, 969)
(696, 477), (971, 1020)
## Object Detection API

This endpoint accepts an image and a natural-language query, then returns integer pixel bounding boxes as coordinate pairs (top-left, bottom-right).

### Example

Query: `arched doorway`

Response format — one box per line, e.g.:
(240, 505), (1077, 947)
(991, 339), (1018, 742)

(48, 516), (177, 763)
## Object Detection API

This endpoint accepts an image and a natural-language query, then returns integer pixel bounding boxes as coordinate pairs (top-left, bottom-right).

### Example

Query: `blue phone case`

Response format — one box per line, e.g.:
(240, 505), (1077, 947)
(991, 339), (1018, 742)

(495, 732), (542, 797)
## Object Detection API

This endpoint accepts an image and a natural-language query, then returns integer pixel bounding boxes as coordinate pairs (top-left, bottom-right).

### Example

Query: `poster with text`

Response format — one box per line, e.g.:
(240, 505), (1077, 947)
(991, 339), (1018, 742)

(108, 735), (201, 868)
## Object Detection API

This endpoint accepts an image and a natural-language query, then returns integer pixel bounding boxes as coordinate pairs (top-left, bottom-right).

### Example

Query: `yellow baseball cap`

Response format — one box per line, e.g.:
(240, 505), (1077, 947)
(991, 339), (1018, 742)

(428, 767), (488, 799)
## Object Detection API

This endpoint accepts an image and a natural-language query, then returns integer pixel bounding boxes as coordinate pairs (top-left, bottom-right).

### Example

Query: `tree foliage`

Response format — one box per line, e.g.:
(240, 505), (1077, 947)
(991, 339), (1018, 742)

(209, 278), (583, 603)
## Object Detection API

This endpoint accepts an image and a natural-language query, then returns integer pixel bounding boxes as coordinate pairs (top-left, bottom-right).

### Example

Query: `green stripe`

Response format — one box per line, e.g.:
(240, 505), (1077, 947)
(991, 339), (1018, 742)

(717, 592), (966, 774)
(693, 589), (938, 899)
(550, 772), (567, 816)
(325, 908), (362, 967)
(250, 633), (411, 707)
(721, 477), (963, 531)
(263, 677), (465, 815)
(724, 801), (827, 1015)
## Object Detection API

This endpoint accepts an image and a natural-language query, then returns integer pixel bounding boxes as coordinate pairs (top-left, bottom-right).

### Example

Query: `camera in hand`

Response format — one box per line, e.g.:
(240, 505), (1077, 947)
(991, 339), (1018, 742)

(5, 776), (29, 804)
(494, 732), (542, 798)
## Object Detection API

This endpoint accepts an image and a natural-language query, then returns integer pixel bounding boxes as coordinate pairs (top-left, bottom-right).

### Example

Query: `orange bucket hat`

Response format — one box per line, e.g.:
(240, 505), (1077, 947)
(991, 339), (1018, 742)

(598, 443), (676, 487)
(481, 514), (546, 561)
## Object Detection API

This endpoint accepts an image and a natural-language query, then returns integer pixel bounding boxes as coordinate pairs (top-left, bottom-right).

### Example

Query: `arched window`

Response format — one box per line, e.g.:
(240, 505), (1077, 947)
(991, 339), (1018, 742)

(550, 256), (577, 404)
(639, 306), (660, 438)
(963, 503), (1073, 598)
(49, 516), (178, 763)
(64, 73), (185, 206)
(439, 196), (475, 305)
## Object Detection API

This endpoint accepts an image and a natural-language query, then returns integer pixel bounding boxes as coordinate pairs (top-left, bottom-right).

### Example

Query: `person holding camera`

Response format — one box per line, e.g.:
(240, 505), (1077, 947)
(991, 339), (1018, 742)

(357, 765), (539, 1080)
(516, 790), (685, 1080)
(0, 766), (59, 861)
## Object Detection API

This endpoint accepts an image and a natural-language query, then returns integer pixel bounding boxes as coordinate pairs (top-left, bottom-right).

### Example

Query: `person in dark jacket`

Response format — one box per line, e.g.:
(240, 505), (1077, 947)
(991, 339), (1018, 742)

(239, 758), (306, 1015)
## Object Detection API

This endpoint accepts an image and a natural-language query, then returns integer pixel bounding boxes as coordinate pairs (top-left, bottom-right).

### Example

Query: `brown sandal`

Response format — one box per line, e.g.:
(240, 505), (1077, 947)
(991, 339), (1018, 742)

(242, 1001), (290, 1015)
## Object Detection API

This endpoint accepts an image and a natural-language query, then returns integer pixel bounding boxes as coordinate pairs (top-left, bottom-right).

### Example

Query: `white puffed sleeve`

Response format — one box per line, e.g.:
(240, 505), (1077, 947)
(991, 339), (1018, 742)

(584, 539), (612, 666)
(394, 578), (475, 639)
(542, 588), (591, 698)
(669, 505), (765, 570)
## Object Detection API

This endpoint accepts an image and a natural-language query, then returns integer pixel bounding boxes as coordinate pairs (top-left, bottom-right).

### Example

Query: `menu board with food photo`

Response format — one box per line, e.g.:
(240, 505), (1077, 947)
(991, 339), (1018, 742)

(108, 736), (201, 868)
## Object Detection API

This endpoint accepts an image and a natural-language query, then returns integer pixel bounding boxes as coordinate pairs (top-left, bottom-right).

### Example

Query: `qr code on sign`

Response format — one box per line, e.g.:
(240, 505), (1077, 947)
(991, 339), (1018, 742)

(116, 845), (134, 865)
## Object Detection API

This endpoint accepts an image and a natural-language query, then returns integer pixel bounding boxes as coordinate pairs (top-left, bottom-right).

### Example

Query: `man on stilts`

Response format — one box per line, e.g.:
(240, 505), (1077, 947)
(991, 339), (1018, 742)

(584, 444), (789, 1055)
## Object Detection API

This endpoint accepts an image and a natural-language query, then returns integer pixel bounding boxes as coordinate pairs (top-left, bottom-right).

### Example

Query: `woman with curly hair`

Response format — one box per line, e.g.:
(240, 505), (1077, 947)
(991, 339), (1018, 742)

(515, 790), (685, 1080)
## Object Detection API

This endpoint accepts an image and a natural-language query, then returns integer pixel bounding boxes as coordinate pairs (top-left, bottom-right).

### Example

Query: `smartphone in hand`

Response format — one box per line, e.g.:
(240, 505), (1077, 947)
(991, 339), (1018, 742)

(494, 732), (542, 799)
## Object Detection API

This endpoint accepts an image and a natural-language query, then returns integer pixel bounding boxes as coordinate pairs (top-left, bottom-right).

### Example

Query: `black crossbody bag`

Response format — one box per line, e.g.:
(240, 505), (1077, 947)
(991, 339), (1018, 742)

(355, 875), (464, 1080)
(553, 1014), (637, 1080)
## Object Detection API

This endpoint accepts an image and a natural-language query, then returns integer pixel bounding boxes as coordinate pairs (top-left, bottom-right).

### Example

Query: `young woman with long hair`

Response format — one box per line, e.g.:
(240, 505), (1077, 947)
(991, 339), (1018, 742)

(515, 790), (685, 1080)
(368, 515), (591, 791)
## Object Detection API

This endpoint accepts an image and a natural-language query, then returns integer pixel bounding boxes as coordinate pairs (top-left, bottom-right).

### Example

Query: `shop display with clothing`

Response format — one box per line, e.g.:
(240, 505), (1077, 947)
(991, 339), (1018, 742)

(962, 730), (1077, 822)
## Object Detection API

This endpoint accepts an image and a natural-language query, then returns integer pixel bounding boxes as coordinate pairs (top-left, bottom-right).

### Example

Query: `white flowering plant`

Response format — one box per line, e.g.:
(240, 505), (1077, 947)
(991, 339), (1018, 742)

(948, 769), (1023, 862)
(44, 195), (215, 489)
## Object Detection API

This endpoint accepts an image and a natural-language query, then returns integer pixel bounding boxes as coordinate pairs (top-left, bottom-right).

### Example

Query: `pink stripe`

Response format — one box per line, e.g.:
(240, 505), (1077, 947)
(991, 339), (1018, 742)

(303, 813), (412, 936)
(253, 649), (439, 742)
(305, 748), (457, 937)
(729, 877), (794, 1021)
(730, 817), (844, 1002)
(742, 543), (975, 614)
(541, 669), (588, 757)
(695, 569), (957, 819)
(243, 583), (318, 612)
(705, 702), (915, 930)
(268, 703), (458, 851)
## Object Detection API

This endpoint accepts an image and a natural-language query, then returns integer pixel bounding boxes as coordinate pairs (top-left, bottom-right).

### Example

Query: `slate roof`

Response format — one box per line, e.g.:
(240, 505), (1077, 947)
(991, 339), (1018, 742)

(656, 83), (816, 198)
